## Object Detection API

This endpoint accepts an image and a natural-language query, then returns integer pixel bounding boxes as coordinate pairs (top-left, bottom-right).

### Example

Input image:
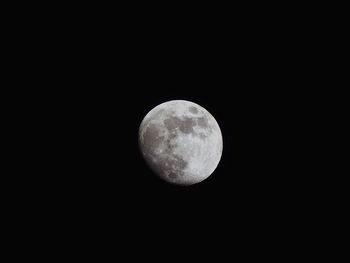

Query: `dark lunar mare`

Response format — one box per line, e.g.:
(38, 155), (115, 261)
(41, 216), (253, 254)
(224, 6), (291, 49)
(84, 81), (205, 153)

(163, 112), (213, 141)
(189, 106), (198, 114)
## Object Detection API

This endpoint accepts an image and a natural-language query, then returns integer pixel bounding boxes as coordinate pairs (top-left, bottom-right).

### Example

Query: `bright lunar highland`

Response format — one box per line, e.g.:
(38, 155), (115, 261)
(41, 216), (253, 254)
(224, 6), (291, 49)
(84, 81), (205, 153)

(138, 100), (223, 185)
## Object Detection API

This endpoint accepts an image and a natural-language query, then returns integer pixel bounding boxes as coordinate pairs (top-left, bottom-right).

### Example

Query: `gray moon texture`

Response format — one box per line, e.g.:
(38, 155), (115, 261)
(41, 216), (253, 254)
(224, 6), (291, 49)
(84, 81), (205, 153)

(138, 100), (223, 185)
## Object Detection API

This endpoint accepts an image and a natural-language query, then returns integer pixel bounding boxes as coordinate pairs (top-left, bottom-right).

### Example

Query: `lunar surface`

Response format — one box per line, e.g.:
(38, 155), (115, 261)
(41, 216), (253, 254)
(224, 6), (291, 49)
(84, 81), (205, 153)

(138, 100), (223, 185)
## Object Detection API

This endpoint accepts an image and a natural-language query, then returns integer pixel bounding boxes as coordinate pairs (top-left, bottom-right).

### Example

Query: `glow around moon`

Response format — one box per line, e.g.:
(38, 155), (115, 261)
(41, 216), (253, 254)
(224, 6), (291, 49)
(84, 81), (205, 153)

(138, 100), (223, 185)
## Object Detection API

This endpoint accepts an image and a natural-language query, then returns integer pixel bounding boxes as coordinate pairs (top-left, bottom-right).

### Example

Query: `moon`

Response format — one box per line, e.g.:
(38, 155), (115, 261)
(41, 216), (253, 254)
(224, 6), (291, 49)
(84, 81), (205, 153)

(138, 100), (223, 185)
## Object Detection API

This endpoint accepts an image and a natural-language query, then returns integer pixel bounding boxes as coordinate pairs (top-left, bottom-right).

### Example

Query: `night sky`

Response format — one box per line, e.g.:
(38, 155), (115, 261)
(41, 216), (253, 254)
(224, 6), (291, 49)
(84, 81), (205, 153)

(56, 63), (298, 237)
(30, 7), (317, 255)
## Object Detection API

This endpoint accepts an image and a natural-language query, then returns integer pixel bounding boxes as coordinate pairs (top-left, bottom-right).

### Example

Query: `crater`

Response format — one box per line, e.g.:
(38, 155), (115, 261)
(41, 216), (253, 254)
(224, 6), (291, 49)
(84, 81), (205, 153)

(189, 106), (198, 114)
(197, 117), (209, 128)
(169, 132), (177, 140)
(174, 156), (187, 171)
(165, 138), (176, 153)
(199, 133), (207, 140)
(168, 172), (178, 179)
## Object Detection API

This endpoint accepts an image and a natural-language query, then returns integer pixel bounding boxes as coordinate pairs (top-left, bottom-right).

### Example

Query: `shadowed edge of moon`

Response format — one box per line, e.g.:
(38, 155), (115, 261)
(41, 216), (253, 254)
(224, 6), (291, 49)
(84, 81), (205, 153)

(141, 122), (188, 181)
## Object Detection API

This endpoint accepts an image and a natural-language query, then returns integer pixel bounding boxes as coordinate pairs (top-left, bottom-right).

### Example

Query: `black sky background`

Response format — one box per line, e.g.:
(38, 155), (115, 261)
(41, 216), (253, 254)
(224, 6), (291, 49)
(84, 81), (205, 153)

(50, 40), (304, 242)
(16, 5), (325, 256)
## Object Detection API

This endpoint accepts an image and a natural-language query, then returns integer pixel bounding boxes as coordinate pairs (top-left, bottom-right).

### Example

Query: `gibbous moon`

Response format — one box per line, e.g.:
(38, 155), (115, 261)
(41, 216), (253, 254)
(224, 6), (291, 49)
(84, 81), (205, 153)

(138, 100), (223, 185)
